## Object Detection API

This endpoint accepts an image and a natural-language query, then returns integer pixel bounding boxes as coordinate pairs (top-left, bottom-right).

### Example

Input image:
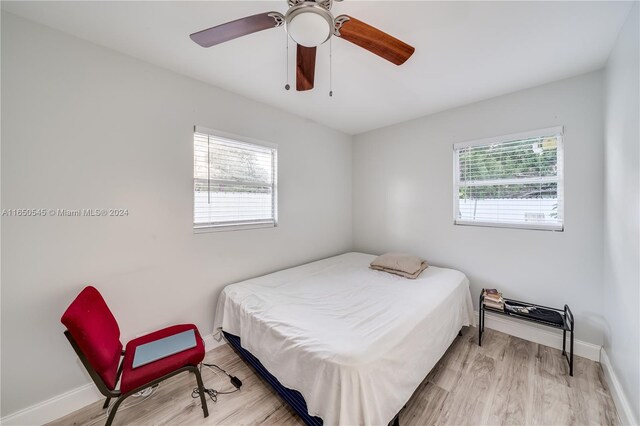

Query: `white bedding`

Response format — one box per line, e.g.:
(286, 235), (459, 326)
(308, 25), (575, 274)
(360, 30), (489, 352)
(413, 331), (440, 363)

(214, 252), (474, 426)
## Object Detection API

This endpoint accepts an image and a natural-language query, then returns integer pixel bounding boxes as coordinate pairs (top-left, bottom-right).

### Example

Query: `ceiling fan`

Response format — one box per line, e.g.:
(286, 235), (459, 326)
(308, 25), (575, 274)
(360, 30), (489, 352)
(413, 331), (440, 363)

(189, 0), (415, 92)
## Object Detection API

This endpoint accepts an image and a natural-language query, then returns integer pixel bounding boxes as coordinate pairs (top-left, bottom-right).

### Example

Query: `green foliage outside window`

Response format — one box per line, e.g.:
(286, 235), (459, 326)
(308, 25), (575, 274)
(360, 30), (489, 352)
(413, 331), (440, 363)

(458, 137), (558, 199)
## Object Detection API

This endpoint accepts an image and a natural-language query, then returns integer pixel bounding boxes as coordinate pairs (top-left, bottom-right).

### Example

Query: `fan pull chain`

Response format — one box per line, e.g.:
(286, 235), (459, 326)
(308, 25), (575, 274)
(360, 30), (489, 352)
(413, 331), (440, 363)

(329, 37), (333, 97)
(285, 34), (290, 91)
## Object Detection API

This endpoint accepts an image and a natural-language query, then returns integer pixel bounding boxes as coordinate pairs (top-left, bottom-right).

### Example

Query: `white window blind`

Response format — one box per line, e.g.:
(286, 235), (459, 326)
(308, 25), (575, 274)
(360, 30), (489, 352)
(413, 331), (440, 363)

(453, 126), (564, 231)
(194, 128), (277, 230)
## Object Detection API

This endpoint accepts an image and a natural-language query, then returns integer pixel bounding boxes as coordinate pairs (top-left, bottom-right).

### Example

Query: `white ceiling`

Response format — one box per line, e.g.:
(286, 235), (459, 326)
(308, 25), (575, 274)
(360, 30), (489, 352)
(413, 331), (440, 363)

(2, 1), (633, 134)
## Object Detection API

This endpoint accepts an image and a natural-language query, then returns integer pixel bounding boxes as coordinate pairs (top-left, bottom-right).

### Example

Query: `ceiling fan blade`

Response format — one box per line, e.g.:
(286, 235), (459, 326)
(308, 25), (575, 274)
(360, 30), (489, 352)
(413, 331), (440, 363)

(296, 45), (317, 91)
(190, 12), (284, 48)
(334, 15), (415, 65)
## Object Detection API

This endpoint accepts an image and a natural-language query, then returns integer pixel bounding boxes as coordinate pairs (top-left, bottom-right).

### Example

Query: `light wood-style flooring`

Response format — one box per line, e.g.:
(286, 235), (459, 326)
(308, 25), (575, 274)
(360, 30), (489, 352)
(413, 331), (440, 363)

(49, 327), (619, 426)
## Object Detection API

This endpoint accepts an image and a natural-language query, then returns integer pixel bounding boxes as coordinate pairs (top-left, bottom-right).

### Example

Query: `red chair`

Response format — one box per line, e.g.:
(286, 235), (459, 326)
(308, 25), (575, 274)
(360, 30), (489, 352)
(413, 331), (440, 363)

(61, 286), (209, 426)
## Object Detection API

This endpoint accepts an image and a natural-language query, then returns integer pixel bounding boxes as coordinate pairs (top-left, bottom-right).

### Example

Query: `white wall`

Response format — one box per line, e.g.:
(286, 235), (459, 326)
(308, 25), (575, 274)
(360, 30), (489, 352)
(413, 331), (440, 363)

(353, 71), (605, 345)
(0, 12), (352, 417)
(603, 3), (640, 423)
(3, 5), (637, 423)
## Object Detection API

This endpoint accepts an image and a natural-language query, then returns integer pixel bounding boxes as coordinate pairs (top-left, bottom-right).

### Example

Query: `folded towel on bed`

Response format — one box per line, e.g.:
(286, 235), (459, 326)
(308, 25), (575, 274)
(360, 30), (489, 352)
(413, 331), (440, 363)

(371, 261), (429, 279)
(370, 253), (428, 279)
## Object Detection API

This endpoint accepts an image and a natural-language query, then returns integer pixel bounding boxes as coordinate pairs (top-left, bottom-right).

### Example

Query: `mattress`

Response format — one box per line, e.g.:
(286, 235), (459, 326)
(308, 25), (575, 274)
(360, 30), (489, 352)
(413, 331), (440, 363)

(214, 252), (474, 425)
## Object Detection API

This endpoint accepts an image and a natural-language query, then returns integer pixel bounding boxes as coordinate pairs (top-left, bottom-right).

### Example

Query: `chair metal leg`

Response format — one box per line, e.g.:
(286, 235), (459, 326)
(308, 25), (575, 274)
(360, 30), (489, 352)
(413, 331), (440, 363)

(102, 397), (111, 409)
(105, 395), (127, 426)
(193, 366), (209, 417)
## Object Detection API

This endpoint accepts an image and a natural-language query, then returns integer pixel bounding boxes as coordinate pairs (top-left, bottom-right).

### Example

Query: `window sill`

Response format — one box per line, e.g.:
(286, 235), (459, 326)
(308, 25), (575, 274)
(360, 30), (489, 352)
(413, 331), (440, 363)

(454, 220), (563, 232)
(193, 222), (277, 233)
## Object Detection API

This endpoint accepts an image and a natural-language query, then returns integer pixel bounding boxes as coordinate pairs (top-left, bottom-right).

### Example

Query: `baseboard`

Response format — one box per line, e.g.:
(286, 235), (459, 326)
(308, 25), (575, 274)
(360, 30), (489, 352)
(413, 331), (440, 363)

(600, 348), (638, 426)
(0, 332), (222, 426)
(475, 310), (601, 361)
(0, 383), (103, 426)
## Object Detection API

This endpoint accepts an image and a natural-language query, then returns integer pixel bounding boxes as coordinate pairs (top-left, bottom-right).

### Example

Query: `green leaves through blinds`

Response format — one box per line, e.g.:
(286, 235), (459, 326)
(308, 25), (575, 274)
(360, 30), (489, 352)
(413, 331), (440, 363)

(454, 128), (563, 230)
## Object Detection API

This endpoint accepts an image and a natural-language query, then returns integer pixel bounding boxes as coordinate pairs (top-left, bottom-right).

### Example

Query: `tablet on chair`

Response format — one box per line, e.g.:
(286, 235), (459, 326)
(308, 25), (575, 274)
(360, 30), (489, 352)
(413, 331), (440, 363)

(132, 329), (197, 368)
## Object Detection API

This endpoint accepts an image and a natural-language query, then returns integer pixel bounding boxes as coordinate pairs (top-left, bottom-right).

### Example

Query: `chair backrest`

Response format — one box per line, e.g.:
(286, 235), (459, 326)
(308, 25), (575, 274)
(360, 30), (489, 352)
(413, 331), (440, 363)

(61, 286), (123, 391)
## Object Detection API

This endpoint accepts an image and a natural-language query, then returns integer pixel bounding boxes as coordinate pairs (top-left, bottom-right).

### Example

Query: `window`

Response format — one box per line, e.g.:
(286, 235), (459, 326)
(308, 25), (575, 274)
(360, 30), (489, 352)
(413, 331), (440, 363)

(194, 127), (277, 231)
(453, 126), (564, 231)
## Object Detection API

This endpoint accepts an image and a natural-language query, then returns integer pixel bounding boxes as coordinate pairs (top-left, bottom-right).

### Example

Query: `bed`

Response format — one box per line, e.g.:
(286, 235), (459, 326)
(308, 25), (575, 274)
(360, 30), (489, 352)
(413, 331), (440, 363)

(214, 252), (474, 425)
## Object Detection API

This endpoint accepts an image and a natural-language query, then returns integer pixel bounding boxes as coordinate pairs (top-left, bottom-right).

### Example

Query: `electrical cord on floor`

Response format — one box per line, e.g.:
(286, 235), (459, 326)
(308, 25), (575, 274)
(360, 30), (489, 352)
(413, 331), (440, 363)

(85, 385), (159, 426)
(192, 363), (243, 403)
(191, 386), (238, 403)
(202, 362), (243, 389)
(107, 385), (158, 416)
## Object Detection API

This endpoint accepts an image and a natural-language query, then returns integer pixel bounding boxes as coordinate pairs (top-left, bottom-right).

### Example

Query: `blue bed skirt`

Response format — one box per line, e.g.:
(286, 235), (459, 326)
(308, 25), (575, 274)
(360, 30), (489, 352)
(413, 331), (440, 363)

(223, 331), (323, 426)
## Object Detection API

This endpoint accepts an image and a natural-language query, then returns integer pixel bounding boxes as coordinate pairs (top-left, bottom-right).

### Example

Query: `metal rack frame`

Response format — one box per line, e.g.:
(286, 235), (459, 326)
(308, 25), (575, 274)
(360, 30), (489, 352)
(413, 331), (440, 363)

(478, 289), (574, 376)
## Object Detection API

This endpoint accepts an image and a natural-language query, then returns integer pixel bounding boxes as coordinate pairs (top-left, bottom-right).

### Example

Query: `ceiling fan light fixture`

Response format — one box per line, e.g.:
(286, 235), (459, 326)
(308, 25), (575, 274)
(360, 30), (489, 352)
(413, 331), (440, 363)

(190, 2), (416, 92)
(285, 4), (333, 47)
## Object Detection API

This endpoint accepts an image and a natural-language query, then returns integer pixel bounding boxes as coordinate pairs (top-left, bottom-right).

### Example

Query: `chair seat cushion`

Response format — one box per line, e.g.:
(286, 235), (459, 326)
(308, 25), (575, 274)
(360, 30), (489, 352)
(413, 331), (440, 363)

(120, 324), (205, 393)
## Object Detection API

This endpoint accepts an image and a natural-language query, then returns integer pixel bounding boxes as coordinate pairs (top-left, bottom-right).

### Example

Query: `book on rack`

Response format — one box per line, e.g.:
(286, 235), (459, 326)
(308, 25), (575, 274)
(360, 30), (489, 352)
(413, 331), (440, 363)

(483, 289), (504, 310)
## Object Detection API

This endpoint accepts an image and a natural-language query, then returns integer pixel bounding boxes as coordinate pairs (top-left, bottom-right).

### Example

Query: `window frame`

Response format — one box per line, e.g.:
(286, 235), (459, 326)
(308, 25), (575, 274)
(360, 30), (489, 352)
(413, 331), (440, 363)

(193, 126), (278, 233)
(452, 126), (564, 232)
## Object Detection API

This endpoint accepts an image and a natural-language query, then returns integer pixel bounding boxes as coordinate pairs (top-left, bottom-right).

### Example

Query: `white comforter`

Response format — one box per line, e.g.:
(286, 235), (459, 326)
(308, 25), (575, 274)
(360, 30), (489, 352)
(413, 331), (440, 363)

(214, 252), (474, 426)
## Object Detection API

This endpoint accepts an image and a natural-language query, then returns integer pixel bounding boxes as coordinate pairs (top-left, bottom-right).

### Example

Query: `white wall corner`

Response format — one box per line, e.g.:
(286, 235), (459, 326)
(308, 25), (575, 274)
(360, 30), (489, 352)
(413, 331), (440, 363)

(203, 331), (226, 352)
(600, 348), (639, 426)
(475, 310), (602, 361)
(0, 333), (222, 426)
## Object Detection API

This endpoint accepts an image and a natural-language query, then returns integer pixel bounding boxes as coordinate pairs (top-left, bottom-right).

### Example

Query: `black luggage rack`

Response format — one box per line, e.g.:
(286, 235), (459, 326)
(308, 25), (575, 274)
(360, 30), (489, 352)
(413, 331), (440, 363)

(478, 289), (574, 376)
